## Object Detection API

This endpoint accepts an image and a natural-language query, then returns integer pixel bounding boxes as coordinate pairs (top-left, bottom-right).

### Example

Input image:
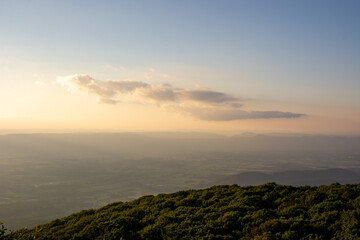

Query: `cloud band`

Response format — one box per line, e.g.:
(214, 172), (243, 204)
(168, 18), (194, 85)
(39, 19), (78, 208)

(57, 74), (305, 121)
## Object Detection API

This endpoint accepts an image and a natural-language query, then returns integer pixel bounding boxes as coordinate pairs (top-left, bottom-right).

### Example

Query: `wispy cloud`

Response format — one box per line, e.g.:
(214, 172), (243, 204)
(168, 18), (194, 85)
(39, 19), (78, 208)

(184, 108), (304, 121)
(57, 74), (305, 121)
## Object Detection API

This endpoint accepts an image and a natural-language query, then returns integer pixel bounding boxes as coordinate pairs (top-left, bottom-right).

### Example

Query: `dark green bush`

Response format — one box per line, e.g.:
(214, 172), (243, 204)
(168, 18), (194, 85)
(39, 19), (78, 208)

(6, 183), (360, 240)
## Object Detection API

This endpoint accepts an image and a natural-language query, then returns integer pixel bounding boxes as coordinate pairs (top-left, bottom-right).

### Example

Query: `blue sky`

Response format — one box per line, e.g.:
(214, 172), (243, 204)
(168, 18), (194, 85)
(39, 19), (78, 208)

(0, 0), (359, 133)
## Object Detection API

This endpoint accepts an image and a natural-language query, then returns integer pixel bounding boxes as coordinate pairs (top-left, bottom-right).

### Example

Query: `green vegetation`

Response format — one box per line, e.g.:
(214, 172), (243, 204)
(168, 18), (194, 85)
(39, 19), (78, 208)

(5, 183), (360, 240)
(0, 222), (6, 240)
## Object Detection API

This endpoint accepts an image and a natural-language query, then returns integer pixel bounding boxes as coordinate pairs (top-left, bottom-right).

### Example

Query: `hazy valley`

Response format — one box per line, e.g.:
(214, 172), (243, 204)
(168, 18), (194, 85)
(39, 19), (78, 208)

(0, 132), (359, 230)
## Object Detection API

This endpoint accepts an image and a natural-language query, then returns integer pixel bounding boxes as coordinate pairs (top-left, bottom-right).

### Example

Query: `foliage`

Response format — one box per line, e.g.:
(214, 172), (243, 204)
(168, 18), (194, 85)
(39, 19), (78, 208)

(0, 222), (6, 240)
(5, 183), (360, 240)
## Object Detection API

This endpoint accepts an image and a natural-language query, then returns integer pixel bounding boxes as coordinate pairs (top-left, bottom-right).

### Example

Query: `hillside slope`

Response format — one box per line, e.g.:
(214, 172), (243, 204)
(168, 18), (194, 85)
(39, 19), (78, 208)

(5, 183), (360, 240)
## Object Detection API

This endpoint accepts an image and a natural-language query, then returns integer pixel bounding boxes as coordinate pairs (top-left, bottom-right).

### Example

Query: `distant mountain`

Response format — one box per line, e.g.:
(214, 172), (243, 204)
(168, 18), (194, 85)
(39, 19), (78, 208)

(5, 183), (360, 240)
(132, 131), (225, 139)
(231, 132), (258, 138)
(0, 133), (359, 158)
(219, 168), (360, 186)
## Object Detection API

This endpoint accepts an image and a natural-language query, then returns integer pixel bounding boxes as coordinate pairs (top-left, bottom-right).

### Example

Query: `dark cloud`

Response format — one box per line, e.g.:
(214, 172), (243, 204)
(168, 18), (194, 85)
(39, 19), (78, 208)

(248, 111), (305, 119)
(182, 90), (239, 103)
(185, 108), (305, 121)
(143, 87), (178, 102)
(58, 74), (305, 121)
(107, 80), (149, 93)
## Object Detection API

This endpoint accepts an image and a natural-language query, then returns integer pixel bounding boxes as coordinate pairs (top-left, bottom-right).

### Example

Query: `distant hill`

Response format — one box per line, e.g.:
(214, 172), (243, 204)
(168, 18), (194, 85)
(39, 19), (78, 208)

(132, 131), (225, 139)
(0, 133), (359, 158)
(5, 183), (360, 240)
(219, 168), (360, 186)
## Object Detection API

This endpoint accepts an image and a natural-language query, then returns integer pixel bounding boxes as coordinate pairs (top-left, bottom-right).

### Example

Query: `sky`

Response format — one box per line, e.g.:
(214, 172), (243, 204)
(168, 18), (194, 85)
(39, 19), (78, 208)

(0, 0), (359, 134)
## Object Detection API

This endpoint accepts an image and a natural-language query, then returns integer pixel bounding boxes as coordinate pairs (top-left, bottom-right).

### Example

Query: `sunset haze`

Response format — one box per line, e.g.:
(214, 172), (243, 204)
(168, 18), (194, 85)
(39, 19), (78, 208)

(1, 0), (359, 134)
